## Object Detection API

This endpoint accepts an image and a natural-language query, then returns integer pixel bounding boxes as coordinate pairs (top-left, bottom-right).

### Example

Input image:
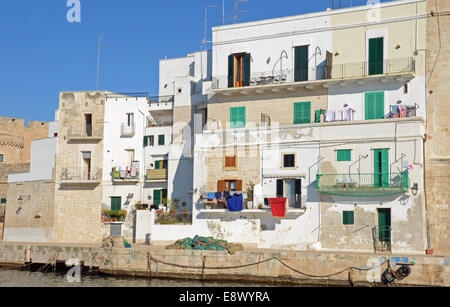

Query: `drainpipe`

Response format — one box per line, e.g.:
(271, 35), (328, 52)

(138, 107), (146, 204)
(423, 134), (432, 252)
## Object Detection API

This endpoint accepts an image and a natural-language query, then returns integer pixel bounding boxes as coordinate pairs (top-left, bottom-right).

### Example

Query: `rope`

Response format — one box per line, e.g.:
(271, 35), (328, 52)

(148, 254), (388, 279)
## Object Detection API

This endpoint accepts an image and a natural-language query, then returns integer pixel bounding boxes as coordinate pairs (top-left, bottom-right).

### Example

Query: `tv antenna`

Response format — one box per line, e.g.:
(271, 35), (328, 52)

(202, 4), (218, 51)
(234, 0), (248, 23)
(96, 34), (104, 91)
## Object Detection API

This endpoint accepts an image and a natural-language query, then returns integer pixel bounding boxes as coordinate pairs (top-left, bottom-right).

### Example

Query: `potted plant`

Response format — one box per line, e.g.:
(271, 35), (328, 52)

(257, 203), (263, 210)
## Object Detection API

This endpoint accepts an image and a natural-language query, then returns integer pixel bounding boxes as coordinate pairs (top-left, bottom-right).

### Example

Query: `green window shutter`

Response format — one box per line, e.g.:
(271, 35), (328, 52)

(158, 135), (165, 146)
(228, 54), (235, 88)
(230, 107), (246, 129)
(243, 53), (251, 86)
(337, 150), (352, 161)
(343, 211), (354, 225)
(369, 37), (384, 75)
(294, 102), (311, 124)
(111, 197), (122, 211)
(1, 198), (6, 204)
(162, 189), (168, 200)
(143, 136), (148, 147)
(315, 110), (321, 123)
(294, 46), (309, 82)
(365, 92), (384, 120)
(155, 161), (160, 170)
(374, 149), (389, 187)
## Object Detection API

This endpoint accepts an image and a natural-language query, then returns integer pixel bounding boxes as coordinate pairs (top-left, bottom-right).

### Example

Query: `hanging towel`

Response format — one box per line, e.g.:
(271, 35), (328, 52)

(208, 192), (216, 200)
(400, 105), (407, 118)
(227, 194), (243, 212)
(113, 168), (120, 179)
(391, 105), (399, 118)
(325, 110), (335, 122)
(131, 167), (137, 177)
(269, 198), (287, 218)
(342, 107), (350, 121)
(215, 192), (223, 199)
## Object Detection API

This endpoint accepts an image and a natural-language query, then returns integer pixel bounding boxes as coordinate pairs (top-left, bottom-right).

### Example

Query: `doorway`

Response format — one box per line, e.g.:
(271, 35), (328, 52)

(85, 114), (92, 137)
(377, 208), (391, 250)
(81, 151), (91, 180)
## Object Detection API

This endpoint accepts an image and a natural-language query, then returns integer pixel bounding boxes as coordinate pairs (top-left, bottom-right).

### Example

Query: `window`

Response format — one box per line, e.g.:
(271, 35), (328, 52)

(155, 160), (167, 170)
(149, 135), (154, 146)
(228, 53), (251, 88)
(224, 155), (237, 168)
(404, 83), (408, 94)
(0, 154), (3, 163)
(230, 107), (246, 129)
(294, 102), (311, 124)
(276, 179), (302, 208)
(111, 197), (122, 211)
(283, 154), (296, 168)
(1, 198), (6, 204)
(365, 92), (384, 120)
(217, 180), (242, 192)
(126, 113), (134, 127)
(343, 211), (354, 225)
(337, 150), (352, 162)
(158, 135), (165, 146)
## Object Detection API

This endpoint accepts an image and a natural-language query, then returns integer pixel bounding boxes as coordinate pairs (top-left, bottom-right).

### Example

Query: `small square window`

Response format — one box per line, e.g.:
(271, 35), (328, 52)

(0, 154), (3, 163)
(1, 198), (6, 204)
(283, 154), (295, 168)
(337, 150), (352, 162)
(343, 211), (354, 225)
(224, 156), (237, 168)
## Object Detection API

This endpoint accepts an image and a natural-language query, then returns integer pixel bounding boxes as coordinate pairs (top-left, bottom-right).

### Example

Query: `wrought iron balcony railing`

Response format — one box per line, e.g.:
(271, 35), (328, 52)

(316, 172), (409, 197)
(60, 168), (102, 183)
(67, 125), (103, 141)
(212, 57), (415, 90)
(121, 123), (136, 137)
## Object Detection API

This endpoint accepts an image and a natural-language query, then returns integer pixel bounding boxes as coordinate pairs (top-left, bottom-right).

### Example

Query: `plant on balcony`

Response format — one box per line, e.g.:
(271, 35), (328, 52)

(102, 210), (127, 222)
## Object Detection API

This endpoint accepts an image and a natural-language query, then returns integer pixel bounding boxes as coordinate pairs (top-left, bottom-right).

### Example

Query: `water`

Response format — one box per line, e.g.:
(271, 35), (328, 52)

(0, 268), (274, 287)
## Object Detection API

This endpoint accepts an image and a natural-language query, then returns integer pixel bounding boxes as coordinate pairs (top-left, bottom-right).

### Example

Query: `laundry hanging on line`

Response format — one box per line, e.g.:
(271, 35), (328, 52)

(269, 198), (287, 218)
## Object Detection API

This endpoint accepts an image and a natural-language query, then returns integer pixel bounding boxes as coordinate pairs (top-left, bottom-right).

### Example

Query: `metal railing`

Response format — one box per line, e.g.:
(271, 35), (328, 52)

(316, 172), (409, 190)
(372, 226), (392, 252)
(147, 117), (173, 127)
(212, 57), (414, 90)
(148, 95), (174, 105)
(67, 125), (103, 139)
(61, 168), (102, 182)
(146, 169), (168, 181)
(120, 123), (136, 137)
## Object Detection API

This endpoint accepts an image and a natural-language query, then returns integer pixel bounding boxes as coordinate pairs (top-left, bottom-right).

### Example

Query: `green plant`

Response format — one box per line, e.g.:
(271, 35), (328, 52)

(257, 203), (263, 209)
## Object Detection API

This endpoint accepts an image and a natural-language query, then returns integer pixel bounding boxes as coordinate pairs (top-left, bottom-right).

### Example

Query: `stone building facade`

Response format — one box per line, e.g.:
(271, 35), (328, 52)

(425, 0), (450, 255)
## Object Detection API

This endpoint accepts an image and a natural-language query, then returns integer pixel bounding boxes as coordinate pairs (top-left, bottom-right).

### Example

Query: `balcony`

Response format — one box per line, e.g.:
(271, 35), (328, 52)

(146, 169), (168, 182)
(316, 172), (409, 197)
(148, 95), (174, 111)
(147, 117), (173, 128)
(60, 168), (102, 185)
(121, 123), (136, 137)
(212, 57), (415, 95)
(67, 125), (103, 142)
(112, 167), (140, 184)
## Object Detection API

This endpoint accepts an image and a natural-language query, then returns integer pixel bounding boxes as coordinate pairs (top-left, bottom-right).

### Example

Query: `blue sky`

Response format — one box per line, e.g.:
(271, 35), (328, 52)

(0, 0), (395, 123)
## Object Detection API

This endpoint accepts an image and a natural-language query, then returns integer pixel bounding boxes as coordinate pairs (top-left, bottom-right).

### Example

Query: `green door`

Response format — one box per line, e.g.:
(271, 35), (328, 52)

(111, 197), (122, 211)
(374, 149), (389, 187)
(294, 102), (311, 124)
(294, 46), (309, 82)
(369, 37), (384, 75)
(365, 92), (384, 120)
(378, 208), (391, 242)
(153, 190), (161, 206)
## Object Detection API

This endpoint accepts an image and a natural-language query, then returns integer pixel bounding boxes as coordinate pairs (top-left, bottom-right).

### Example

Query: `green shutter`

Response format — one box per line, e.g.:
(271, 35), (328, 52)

(369, 37), (384, 75)
(374, 149), (389, 187)
(158, 135), (165, 145)
(153, 190), (161, 205)
(143, 136), (148, 147)
(365, 92), (384, 120)
(294, 46), (309, 82)
(343, 211), (354, 225)
(243, 53), (251, 86)
(315, 110), (321, 123)
(111, 197), (122, 211)
(294, 102), (311, 124)
(228, 54), (235, 88)
(337, 150), (352, 161)
(378, 209), (391, 242)
(230, 107), (246, 129)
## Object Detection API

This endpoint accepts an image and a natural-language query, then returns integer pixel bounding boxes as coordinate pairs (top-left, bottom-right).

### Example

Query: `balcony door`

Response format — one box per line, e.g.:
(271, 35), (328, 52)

(374, 149), (389, 188)
(378, 208), (391, 242)
(294, 46), (309, 82)
(81, 151), (91, 180)
(276, 179), (302, 208)
(369, 37), (384, 75)
(126, 113), (134, 127)
(228, 53), (251, 88)
(125, 149), (135, 167)
(85, 114), (92, 137)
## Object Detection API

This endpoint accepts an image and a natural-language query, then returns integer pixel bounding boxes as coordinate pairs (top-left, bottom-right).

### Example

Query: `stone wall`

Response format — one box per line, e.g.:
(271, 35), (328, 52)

(52, 91), (105, 244)
(3, 180), (55, 242)
(425, 0), (450, 255)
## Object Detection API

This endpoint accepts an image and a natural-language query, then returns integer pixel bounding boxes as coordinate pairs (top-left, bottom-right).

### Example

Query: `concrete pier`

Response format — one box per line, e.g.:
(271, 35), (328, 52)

(0, 242), (448, 286)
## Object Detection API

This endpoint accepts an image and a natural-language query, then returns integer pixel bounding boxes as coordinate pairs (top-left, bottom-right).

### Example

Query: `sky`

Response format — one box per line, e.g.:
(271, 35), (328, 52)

(0, 0), (396, 123)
